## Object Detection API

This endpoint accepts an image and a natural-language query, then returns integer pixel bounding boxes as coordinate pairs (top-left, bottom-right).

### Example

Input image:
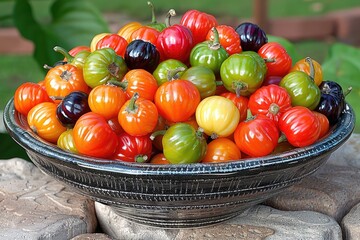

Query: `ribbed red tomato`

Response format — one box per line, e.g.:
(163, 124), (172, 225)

(73, 112), (118, 158)
(206, 25), (242, 55)
(95, 33), (128, 58)
(130, 26), (160, 46)
(258, 42), (292, 77)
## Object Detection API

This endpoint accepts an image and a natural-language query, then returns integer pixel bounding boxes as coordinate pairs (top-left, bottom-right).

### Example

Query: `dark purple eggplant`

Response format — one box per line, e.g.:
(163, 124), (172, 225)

(234, 22), (268, 52)
(56, 91), (90, 128)
(124, 39), (160, 73)
(315, 80), (346, 125)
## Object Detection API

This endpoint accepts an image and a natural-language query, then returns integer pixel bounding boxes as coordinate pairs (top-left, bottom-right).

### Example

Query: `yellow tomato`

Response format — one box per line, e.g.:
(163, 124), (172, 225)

(195, 96), (240, 138)
(90, 33), (111, 52)
(117, 22), (143, 43)
(57, 129), (78, 153)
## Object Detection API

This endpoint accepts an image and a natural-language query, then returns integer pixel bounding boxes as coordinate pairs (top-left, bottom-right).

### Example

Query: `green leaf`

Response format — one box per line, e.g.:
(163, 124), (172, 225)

(13, 0), (110, 69)
(322, 43), (360, 133)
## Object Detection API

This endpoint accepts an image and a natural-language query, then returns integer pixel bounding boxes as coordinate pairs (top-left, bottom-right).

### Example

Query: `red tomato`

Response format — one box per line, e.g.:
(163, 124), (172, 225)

(14, 82), (53, 116)
(156, 21), (194, 63)
(234, 115), (279, 157)
(27, 102), (67, 143)
(248, 84), (292, 125)
(121, 69), (158, 101)
(313, 111), (330, 139)
(258, 42), (292, 77)
(206, 25), (242, 55)
(118, 93), (159, 136)
(220, 92), (249, 122)
(95, 33), (128, 58)
(73, 112), (118, 158)
(279, 106), (321, 147)
(44, 64), (88, 99)
(154, 79), (200, 122)
(180, 9), (218, 45)
(130, 26), (160, 46)
(112, 132), (152, 163)
(88, 83), (127, 120)
(201, 138), (241, 163)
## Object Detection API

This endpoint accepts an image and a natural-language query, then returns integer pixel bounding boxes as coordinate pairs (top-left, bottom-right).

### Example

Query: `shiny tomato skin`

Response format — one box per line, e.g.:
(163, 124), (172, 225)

(27, 102), (67, 144)
(118, 95), (159, 136)
(291, 57), (323, 86)
(313, 111), (330, 139)
(130, 26), (160, 46)
(88, 84), (127, 120)
(180, 9), (218, 45)
(117, 22), (143, 43)
(196, 95), (240, 138)
(57, 129), (78, 153)
(150, 153), (170, 165)
(220, 92), (249, 122)
(14, 82), (53, 116)
(121, 69), (158, 101)
(248, 84), (292, 125)
(279, 106), (321, 147)
(258, 42), (292, 77)
(154, 79), (200, 122)
(234, 115), (279, 157)
(206, 24), (242, 55)
(202, 138), (241, 163)
(112, 132), (152, 163)
(95, 33), (128, 58)
(73, 112), (118, 158)
(44, 64), (88, 99)
(156, 24), (194, 63)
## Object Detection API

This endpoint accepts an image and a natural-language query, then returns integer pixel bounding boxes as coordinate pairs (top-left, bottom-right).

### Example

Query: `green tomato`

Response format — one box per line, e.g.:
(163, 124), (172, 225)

(83, 48), (128, 88)
(241, 51), (267, 76)
(181, 66), (217, 99)
(189, 28), (229, 75)
(152, 59), (188, 86)
(220, 53), (265, 96)
(162, 123), (207, 164)
(280, 71), (321, 110)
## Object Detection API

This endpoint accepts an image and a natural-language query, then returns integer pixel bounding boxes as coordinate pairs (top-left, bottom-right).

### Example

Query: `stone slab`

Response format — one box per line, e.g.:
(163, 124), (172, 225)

(266, 134), (360, 222)
(95, 202), (341, 240)
(0, 158), (97, 240)
(342, 202), (360, 240)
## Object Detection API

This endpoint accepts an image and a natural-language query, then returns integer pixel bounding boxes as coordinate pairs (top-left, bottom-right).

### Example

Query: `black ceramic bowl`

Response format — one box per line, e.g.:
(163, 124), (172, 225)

(3, 98), (355, 228)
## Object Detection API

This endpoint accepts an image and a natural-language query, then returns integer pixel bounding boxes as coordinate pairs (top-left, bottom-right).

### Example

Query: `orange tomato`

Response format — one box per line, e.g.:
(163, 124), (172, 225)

(117, 22), (143, 43)
(291, 57), (323, 86)
(27, 102), (67, 143)
(202, 138), (241, 163)
(150, 153), (171, 164)
(130, 26), (160, 45)
(121, 69), (158, 101)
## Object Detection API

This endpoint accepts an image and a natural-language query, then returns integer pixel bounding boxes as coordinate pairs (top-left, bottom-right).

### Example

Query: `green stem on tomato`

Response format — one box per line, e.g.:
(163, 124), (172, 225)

(305, 57), (315, 82)
(209, 27), (221, 50)
(215, 80), (223, 86)
(147, 1), (157, 24)
(53, 46), (74, 62)
(150, 130), (166, 140)
(165, 9), (176, 27)
(278, 133), (287, 143)
(126, 92), (139, 113)
(232, 81), (248, 97)
(135, 154), (148, 163)
(167, 67), (186, 81)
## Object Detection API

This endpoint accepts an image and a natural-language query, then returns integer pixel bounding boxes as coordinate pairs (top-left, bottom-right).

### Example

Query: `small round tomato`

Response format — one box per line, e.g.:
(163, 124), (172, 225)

(112, 132), (152, 163)
(27, 102), (67, 143)
(14, 82), (53, 116)
(88, 83), (127, 120)
(118, 93), (159, 136)
(130, 26), (160, 46)
(57, 129), (78, 153)
(121, 69), (158, 101)
(150, 153), (170, 164)
(117, 22), (143, 43)
(181, 66), (217, 99)
(205, 24), (242, 55)
(155, 79), (200, 122)
(73, 112), (118, 158)
(202, 138), (241, 163)
(291, 57), (323, 86)
(220, 92), (249, 122)
(162, 123), (207, 164)
(196, 95), (240, 138)
(90, 33), (111, 52)
(313, 111), (330, 139)
(248, 84), (292, 125)
(279, 106), (321, 147)
(234, 114), (279, 157)
(95, 33), (128, 58)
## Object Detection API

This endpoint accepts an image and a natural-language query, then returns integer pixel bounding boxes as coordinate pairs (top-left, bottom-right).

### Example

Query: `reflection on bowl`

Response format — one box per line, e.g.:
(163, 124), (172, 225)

(3, 98), (355, 228)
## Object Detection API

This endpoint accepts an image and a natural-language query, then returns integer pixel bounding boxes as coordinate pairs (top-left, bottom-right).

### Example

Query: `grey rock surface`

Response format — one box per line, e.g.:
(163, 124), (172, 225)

(0, 158), (97, 240)
(71, 233), (113, 240)
(342, 202), (360, 240)
(95, 203), (342, 240)
(266, 134), (360, 221)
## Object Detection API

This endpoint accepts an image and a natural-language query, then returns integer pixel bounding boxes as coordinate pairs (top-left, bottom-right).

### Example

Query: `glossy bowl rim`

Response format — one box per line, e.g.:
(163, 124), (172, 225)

(3, 97), (355, 176)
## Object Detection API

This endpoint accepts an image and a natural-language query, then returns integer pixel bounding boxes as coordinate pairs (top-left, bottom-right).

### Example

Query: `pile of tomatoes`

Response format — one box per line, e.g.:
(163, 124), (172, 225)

(13, 6), (347, 165)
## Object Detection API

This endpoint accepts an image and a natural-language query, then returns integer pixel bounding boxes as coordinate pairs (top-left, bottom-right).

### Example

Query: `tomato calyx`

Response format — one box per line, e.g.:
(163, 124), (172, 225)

(135, 154), (149, 163)
(125, 92), (140, 114)
(232, 81), (249, 97)
(208, 27), (221, 50)
(108, 62), (122, 79)
(167, 67), (186, 81)
(269, 103), (280, 115)
(305, 56), (315, 81)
